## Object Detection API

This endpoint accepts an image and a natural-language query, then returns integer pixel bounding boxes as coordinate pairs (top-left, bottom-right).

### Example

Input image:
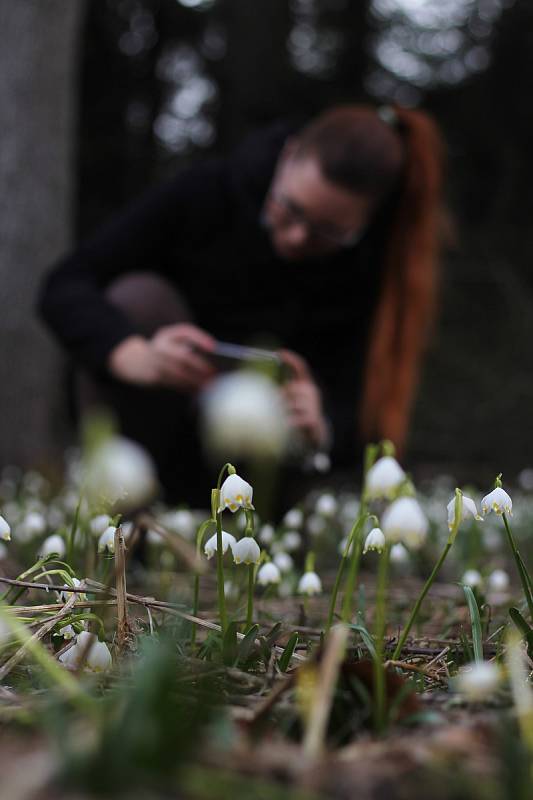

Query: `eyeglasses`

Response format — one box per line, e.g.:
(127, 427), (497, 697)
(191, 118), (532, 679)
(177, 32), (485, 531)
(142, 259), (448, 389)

(268, 192), (363, 248)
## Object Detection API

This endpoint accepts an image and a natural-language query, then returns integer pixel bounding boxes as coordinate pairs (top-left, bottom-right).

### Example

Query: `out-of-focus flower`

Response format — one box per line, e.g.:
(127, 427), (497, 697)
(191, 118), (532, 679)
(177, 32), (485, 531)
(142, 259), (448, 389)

(456, 661), (500, 701)
(306, 514), (326, 537)
(282, 530), (302, 552)
(447, 495), (482, 530)
(273, 551), (293, 573)
(258, 524), (275, 545)
(381, 497), (428, 548)
(159, 509), (196, 540)
(488, 568), (510, 591)
(98, 526), (117, 554)
(58, 577), (86, 604)
(201, 370), (288, 459)
(481, 487), (513, 516)
(85, 436), (158, 512)
(204, 531), (236, 559)
(59, 631), (112, 673)
(0, 515), (11, 542)
(390, 543), (409, 563)
(219, 474), (254, 513)
(257, 562), (281, 586)
(283, 508), (303, 529)
(21, 511), (47, 539)
(39, 534), (66, 559)
(363, 527), (386, 554)
(462, 569), (483, 588)
(315, 493), (337, 517)
(224, 580), (239, 600)
(518, 468), (533, 492)
(89, 514), (111, 537)
(365, 456), (406, 500)
(231, 536), (261, 565)
(298, 571), (322, 595)
(59, 624), (76, 640)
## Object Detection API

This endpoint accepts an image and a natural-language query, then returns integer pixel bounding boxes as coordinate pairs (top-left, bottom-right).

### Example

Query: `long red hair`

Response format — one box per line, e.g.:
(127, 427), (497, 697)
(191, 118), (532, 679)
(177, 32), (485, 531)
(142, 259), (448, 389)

(296, 105), (446, 456)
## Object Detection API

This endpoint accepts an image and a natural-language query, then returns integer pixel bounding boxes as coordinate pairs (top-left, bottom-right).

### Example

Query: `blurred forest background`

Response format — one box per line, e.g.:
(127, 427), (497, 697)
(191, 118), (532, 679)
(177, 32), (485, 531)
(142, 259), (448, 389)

(1, 0), (532, 484)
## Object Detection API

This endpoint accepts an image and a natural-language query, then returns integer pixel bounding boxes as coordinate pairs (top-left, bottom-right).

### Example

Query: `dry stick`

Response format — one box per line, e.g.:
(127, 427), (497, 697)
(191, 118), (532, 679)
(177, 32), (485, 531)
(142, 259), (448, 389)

(0, 593), (77, 682)
(114, 525), (130, 651)
(302, 624), (349, 760)
(136, 513), (207, 575)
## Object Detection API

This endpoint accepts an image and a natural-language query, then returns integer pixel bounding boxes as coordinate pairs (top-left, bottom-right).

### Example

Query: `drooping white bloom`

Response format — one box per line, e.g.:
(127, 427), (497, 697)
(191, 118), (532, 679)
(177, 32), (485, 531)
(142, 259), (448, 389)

(218, 474), (254, 513)
(481, 487), (513, 516)
(273, 551), (293, 573)
(447, 495), (483, 531)
(0, 515), (11, 542)
(282, 530), (302, 552)
(363, 527), (386, 554)
(98, 526), (117, 554)
(159, 509), (196, 540)
(39, 534), (66, 559)
(21, 511), (47, 539)
(306, 514), (326, 537)
(298, 571), (322, 595)
(89, 514), (111, 537)
(204, 530), (236, 559)
(381, 497), (428, 548)
(201, 370), (289, 458)
(315, 493), (337, 517)
(223, 580), (239, 600)
(518, 468), (533, 492)
(283, 508), (303, 529)
(390, 543), (409, 564)
(257, 562), (281, 586)
(365, 456), (406, 500)
(59, 624), (76, 640)
(456, 661), (500, 702)
(85, 436), (158, 512)
(462, 569), (483, 588)
(60, 631), (112, 673)
(231, 536), (261, 565)
(258, 524), (275, 545)
(488, 568), (510, 591)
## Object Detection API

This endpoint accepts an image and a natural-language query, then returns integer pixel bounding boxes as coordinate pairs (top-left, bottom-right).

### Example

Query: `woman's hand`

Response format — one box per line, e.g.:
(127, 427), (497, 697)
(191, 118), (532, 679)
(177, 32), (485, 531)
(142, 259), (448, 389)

(108, 323), (217, 391)
(278, 349), (329, 449)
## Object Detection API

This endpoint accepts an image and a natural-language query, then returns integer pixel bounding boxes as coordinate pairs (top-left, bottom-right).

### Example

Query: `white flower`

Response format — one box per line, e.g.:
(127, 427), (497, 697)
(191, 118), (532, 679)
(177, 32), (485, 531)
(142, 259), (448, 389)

(381, 497), (428, 548)
(283, 508), (303, 529)
(258, 524), (275, 545)
(365, 456), (406, 500)
(0, 515), (11, 542)
(204, 530), (236, 559)
(58, 578), (86, 604)
(481, 487), (512, 516)
(146, 529), (164, 545)
(462, 569), (483, 588)
(60, 631), (112, 673)
(89, 514), (111, 537)
(85, 436), (158, 512)
(306, 514), (326, 537)
(98, 526), (117, 554)
(273, 551), (293, 573)
(0, 542), (7, 560)
(363, 527), (386, 554)
(59, 624), (76, 640)
(298, 571), (322, 595)
(456, 661), (500, 702)
(121, 521), (134, 541)
(21, 511), (47, 538)
(231, 536), (261, 565)
(257, 562), (281, 586)
(488, 568), (510, 591)
(447, 494), (482, 531)
(315, 493), (337, 517)
(159, 509), (195, 540)
(223, 580), (239, 600)
(39, 534), (66, 559)
(282, 530), (302, 552)
(390, 543), (409, 564)
(218, 474), (254, 513)
(201, 370), (288, 458)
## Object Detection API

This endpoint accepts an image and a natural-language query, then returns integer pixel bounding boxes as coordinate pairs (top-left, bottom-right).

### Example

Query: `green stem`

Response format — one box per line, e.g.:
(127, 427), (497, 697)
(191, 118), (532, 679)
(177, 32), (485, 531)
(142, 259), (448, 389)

(374, 543), (391, 734)
(340, 514), (367, 624)
(392, 540), (452, 660)
(502, 513), (533, 622)
(245, 564), (255, 632)
(215, 510), (228, 634)
(191, 575), (200, 648)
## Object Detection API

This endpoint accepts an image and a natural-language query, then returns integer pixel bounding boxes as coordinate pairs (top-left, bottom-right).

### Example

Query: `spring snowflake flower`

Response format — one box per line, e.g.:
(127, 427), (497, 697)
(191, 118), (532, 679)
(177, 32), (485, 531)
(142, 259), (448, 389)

(365, 456), (406, 500)
(0, 515), (11, 542)
(39, 534), (66, 559)
(283, 508), (303, 529)
(488, 568), (510, 591)
(273, 551), (293, 573)
(481, 487), (513, 516)
(158, 509), (196, 540)
(456, 661), (500, 702)
(89, 514), (111, 537)
(447, 495), (483, 530)
(462, 569), (483, 588)
(59, 624), (76, 640)
(258, 524), (275, 545)
(21, 511), (47, 539)
(98, 526), (117, 554)
(257, 562), (281, 586)
(282, 530), (302, 552)
(315, 493), (337, 517)
(381, 497), (428, 549)
(85, 435), (158, 512)
(298, 571), (322, 596)
(218, 474), (254, 513)
(390, 542), (409, 563)
(58, 577), (86, 604)
(60, 631), (112, 673)
(363, 527), (386, 554)
(231, 536), (261, 565)
(204, 530), (236, 559)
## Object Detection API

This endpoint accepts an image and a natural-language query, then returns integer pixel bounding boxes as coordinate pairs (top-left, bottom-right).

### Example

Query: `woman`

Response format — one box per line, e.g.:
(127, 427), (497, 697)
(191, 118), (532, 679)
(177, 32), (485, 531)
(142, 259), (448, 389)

(38, 104), (445, 505)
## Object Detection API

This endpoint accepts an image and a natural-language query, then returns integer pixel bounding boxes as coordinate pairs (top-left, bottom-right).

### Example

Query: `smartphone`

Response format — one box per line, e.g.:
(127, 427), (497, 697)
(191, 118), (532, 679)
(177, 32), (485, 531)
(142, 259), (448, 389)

(199, 341), (293, 381)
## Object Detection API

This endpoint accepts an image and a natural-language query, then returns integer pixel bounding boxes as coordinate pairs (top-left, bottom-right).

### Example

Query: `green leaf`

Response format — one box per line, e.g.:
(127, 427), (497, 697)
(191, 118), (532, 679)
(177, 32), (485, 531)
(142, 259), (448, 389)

(509, 607), (533, 660)
(278, 632), (299, 673)
(348, 623), (377, 661)
(222, 622), (238, 666)
(463, 584), (483, 663)
(264, 621), (282, 648)
(235, 625), (259, 666)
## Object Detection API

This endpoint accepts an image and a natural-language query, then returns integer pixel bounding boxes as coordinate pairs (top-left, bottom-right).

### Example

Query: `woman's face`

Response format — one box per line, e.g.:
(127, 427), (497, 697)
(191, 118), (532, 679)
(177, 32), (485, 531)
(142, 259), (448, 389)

(263, 143), (373, 262)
